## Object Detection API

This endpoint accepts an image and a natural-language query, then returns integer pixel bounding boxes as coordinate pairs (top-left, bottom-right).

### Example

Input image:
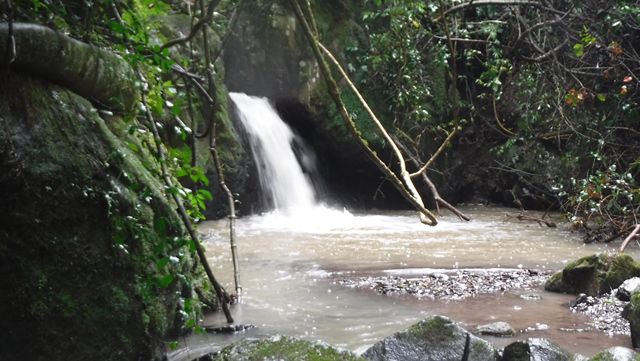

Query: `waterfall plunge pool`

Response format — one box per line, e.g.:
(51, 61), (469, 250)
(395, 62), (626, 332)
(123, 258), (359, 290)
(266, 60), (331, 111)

(171, 205), (638, 360)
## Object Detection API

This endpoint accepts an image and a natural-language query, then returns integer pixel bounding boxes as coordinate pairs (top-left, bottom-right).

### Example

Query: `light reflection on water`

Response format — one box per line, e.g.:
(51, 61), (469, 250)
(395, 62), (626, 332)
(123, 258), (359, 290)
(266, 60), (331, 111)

(173, 205), (638, 360)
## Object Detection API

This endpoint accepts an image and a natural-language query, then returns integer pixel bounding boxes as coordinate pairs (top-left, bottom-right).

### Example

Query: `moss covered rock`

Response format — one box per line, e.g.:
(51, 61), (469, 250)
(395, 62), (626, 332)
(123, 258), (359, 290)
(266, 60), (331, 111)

(201, 336), (365, 361)
(623, 292), (640, 349)
(0, 72), (205, 361)
(589, 347), (639, 361)
(545, 254), (640, 296)
(502, 339), (572, 361)
(363, 315), (499, 361)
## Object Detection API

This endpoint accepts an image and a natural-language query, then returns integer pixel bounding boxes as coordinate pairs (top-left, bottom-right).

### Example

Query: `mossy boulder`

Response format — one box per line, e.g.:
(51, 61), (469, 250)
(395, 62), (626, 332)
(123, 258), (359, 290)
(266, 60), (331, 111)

(502, 339), (572, 361)
(363, 315), (499, 361)
(0, 71), (206, 361)
(623, 292), (640, 348)
(201, 336), (365, 361)
(544, 254), (640, 296)
(589, 347), (638, 361)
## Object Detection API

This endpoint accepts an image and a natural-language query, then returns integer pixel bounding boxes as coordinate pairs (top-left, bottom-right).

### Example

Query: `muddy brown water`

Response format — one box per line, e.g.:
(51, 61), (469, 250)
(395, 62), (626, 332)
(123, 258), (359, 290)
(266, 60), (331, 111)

(171, 205), (639, 360)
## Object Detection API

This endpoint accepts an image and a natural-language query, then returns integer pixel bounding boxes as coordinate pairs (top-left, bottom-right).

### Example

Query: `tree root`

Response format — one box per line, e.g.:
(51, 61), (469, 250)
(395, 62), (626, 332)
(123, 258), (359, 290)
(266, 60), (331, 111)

(0, 23), (138, 113)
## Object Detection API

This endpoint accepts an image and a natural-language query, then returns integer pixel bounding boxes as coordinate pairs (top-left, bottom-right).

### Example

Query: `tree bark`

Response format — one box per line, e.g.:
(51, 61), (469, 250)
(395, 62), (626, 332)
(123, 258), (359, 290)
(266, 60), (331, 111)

(0, 23), (138, 113)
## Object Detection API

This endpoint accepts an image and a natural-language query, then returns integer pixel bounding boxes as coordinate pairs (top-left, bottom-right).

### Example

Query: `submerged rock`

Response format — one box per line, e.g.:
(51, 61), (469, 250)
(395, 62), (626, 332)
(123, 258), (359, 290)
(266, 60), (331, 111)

(502, 338), (571, 361)
(475, 321), (515, 337)
(199, 336), (364, 361)
(363, 315), (499, 361)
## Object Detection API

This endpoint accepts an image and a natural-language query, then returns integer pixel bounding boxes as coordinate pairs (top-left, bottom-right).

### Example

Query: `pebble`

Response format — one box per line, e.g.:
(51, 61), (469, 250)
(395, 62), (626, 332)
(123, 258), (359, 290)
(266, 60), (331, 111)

(570, 292), (629, 335)
(336, 269), (549, 300)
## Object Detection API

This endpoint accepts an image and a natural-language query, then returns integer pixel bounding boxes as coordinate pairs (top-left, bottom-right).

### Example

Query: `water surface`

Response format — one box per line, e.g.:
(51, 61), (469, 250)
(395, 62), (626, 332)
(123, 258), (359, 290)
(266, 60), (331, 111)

(173, 205), (637, 360)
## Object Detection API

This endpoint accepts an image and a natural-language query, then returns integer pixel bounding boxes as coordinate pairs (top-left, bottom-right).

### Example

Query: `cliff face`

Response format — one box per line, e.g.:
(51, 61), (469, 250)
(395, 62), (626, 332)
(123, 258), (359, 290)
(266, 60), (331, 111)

(0, 71), (191, 360)
(222, 0), (415, 209)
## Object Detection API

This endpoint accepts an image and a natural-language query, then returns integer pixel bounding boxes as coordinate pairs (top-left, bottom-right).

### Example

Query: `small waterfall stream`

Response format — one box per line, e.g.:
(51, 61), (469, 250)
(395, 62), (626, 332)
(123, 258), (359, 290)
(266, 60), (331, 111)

(230, 92), (319, 212)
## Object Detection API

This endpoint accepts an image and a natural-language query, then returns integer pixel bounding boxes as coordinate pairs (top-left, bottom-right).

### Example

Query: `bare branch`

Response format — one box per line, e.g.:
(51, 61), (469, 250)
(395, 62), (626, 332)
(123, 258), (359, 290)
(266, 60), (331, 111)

(160, 0), (221, 51)
(439, 0), (540, 20)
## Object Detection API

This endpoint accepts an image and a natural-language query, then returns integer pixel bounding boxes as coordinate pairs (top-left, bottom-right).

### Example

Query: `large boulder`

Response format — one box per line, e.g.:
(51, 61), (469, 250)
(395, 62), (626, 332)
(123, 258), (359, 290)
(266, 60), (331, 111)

(502, 339), (572, 361)
(0, 71), (208, 360)
(199, 336), (365, 361)
(545, 254), (640, 296)
(363, 315), (499, 361)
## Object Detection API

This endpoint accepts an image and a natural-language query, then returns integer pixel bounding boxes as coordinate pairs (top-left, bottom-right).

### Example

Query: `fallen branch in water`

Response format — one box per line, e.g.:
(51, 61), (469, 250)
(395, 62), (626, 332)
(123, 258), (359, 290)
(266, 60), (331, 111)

(393, 135), (470, 221)
(620, 224), (640, 253)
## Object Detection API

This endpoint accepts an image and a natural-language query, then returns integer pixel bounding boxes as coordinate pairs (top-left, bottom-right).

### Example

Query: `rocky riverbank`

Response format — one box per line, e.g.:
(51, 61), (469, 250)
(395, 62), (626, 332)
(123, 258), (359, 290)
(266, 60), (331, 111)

(570, 292), (629, 335)
(335, 267), (633, 337)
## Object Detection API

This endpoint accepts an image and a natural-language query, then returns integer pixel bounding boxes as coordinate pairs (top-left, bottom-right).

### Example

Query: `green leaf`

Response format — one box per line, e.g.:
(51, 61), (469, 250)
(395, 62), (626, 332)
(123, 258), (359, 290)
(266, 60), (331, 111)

(573, 43), (584, 57)
(597, 94), (607, 102)
(168, 341), (178, 350)
(197, 189), (213, 201)
(156, 274), (174, 288)
(127, 142), (139, 153)
(156, 257), (170, 269)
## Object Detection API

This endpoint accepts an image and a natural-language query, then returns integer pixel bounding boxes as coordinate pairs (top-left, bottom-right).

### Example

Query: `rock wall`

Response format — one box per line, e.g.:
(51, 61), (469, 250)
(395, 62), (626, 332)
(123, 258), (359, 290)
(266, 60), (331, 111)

(0, 71), (207, 361)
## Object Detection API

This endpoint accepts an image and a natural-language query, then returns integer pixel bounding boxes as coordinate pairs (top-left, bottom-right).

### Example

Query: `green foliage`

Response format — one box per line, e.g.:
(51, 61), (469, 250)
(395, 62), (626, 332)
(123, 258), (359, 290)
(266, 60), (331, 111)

(355, 0), (453, 141)
(9, 0), (240, 340)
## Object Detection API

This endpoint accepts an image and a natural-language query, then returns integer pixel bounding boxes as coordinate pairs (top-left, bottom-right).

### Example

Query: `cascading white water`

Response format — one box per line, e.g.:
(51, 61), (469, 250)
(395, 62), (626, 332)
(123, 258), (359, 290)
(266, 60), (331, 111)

(230, 92), (319, 212)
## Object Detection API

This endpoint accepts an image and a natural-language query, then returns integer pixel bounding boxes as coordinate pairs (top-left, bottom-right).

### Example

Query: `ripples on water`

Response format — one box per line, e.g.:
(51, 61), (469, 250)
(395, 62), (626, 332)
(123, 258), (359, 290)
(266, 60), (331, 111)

(173, 205), (637, 360)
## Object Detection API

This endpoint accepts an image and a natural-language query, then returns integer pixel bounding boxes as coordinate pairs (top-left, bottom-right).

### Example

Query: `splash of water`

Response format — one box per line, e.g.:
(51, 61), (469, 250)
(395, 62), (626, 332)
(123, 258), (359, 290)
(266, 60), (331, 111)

(230, 92), (320, 214)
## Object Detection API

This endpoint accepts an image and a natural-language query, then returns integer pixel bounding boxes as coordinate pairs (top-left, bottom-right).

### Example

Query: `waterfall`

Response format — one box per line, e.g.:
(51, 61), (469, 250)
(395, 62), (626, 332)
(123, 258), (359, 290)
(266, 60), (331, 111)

(230, 92), (320, 213)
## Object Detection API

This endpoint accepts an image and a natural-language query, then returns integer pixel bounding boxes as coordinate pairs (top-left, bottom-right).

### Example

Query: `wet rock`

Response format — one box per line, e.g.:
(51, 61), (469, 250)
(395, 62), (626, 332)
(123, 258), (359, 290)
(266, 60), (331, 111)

(545, 255), (609, 295)
(200, 336), (365, 361)
(570, 294), (591, 308)
(601, 256), (640, 295)
(475, 321), (515, 337)
(545, 254), (640, 296)
(502, 338), (571, 361)
(203, 324), (255, 334)
(363, 315), (499, 361)
(520, 293), (542, 300)
(616, 277), (640, 301)
(623, 292), (640, 348)
(589, 347), (638, 361)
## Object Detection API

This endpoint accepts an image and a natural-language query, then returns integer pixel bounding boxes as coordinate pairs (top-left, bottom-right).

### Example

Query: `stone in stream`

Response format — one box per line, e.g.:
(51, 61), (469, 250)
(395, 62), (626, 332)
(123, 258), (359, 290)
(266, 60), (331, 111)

(502, 338), (572, 361)
(475, 321), (515, 337)
(197, 336), (365, 361)
(363, 315), (499, 361)
(623, 292), (640, 348)
(616, 277), (640, 301)
(545, 254), (640, 296)
(589, 347), (638, 361)
(520, 293), (542, 300)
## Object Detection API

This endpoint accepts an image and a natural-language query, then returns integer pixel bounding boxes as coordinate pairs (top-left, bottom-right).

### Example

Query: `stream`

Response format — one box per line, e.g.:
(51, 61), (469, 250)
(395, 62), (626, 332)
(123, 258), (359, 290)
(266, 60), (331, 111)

(171, 205), (639, 360)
